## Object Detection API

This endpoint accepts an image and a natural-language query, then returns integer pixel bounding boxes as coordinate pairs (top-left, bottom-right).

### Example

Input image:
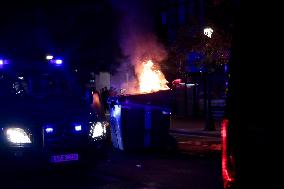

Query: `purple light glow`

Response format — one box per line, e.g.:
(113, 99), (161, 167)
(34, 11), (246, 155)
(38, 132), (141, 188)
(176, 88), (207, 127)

(0, 60), (3, 65)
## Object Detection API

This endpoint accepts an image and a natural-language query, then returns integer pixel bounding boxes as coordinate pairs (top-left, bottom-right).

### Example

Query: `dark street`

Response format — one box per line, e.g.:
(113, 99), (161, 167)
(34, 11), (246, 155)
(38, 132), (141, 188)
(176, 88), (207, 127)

(0, 115), (223, 189)
(1, 149), (222, 189)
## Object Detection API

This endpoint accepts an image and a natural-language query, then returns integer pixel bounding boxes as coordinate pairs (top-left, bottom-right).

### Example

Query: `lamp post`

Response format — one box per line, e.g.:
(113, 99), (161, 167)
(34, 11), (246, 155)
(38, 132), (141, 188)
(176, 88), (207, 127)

(204, 27), (214, 38)
(203, 26), (215, 131)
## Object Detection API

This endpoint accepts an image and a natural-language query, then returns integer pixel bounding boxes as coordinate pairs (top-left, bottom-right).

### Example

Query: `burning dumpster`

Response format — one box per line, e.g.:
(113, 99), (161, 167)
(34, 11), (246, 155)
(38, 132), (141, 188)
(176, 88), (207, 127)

(108, 89), (172, 151)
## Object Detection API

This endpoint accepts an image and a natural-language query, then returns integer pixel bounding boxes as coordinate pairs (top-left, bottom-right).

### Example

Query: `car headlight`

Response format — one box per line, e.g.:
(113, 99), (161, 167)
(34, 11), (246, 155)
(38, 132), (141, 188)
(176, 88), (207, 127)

(89, 122), (107, 140)
(6, 128), (32, 144)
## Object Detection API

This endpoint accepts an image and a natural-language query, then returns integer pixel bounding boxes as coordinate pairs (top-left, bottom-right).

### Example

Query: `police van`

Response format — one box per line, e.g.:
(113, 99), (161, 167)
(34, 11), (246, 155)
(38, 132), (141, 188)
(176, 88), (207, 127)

(0, 60), (109, 171)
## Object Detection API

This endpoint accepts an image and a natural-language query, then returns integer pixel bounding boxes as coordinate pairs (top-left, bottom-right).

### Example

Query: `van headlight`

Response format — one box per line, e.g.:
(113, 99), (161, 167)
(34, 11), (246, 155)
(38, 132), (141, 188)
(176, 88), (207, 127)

(89, 122), (107, 141)
(6, 128), (32, 144)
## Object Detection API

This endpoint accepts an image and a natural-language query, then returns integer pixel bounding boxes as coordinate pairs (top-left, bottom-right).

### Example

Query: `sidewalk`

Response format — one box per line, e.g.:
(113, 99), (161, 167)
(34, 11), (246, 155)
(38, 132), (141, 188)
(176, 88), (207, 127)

(170, 117), (222, 154)
(170, 117), (221, 137)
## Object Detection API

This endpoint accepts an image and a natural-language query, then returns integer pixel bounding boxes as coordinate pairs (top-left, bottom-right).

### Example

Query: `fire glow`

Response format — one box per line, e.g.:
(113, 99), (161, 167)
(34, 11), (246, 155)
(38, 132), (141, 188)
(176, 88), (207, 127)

(138, 60), (169, 93)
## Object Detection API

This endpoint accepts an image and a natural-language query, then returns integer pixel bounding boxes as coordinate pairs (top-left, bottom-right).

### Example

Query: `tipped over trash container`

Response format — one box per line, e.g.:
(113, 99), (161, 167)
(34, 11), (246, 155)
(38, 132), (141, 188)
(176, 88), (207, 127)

(108, 90), (172, 151)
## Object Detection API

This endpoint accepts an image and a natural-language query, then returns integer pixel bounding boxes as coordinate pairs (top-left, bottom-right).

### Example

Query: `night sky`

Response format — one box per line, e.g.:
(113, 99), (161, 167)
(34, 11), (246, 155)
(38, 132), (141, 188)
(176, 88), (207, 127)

(0, 1), (123, 72)
(0, 0), (234, 73)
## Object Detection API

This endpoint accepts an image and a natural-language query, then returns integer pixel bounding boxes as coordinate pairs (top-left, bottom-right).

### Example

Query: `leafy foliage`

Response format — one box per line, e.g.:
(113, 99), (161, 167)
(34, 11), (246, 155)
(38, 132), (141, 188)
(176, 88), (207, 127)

(169, 23), (231, 73)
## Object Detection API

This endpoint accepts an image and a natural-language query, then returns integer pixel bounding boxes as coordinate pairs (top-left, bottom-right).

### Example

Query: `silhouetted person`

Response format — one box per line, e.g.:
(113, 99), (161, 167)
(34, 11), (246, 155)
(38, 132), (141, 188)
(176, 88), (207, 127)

(101, 86), (109, 113)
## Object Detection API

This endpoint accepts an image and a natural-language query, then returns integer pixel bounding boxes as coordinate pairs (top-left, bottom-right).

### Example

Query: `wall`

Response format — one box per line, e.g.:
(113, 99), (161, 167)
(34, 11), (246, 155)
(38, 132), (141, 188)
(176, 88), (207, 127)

(95, 72), (110, 91)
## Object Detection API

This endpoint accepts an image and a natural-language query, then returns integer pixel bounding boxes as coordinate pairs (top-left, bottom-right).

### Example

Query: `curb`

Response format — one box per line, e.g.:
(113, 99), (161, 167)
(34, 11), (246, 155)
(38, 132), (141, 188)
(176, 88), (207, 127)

(169, 129), (221, 138)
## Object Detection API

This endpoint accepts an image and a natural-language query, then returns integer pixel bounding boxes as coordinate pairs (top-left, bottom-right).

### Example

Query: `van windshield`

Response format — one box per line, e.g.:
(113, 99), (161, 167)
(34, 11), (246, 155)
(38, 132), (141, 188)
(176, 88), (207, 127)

(0, 73), (82, 98)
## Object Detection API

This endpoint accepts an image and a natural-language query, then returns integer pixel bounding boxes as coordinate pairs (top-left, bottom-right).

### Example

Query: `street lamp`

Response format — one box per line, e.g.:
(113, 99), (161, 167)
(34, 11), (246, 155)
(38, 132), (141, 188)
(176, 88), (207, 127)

(204, 27), (214, 38)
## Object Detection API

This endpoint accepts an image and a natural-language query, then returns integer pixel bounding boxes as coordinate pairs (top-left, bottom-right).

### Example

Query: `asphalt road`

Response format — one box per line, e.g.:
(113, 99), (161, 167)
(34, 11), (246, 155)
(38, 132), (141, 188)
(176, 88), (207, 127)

(1, 149), (222, 189)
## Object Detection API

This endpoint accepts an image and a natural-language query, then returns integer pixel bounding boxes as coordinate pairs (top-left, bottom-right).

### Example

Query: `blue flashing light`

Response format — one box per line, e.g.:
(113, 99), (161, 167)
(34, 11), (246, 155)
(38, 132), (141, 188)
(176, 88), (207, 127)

(113, 105), (121, 119)
(0, 59), (8, 68)
(74, 125), (82, 131)
(45, 127), (54, 133)
(55, 59), (63, 65)
(224, 64), (228, 73)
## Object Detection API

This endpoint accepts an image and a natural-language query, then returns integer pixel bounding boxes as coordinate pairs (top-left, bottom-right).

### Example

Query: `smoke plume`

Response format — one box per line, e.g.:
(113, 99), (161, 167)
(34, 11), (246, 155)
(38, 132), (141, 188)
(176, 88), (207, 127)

(110, 0), (167, 94)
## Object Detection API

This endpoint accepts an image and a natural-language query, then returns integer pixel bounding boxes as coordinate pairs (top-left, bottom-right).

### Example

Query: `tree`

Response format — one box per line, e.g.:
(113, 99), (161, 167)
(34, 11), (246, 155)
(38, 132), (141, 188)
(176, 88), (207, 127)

(169, 23), (231, 130)
(170, 23), (231, 72)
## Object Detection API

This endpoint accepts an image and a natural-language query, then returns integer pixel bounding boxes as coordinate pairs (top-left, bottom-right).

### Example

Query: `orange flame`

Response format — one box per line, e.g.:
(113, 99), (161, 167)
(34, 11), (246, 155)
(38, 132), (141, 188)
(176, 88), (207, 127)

(138, 60), (169, 93)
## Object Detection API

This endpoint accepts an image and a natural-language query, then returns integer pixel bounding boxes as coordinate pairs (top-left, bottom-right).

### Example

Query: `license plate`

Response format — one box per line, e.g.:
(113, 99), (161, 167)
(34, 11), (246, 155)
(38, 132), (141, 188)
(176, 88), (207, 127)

(50, 153), (79, 163)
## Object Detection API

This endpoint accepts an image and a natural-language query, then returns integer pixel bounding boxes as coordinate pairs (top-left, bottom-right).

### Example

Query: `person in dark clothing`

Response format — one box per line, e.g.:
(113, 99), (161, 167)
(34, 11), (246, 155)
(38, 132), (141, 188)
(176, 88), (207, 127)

(101, 86), (109, 113)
